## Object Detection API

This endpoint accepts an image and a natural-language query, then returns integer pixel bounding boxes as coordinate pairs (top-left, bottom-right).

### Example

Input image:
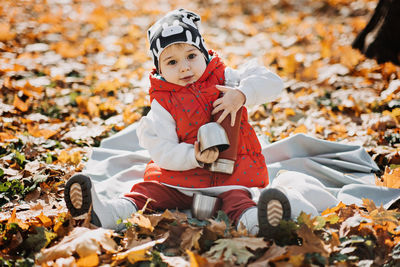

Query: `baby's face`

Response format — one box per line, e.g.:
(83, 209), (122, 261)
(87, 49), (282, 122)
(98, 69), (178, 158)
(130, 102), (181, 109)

(159, 43), (207, 86)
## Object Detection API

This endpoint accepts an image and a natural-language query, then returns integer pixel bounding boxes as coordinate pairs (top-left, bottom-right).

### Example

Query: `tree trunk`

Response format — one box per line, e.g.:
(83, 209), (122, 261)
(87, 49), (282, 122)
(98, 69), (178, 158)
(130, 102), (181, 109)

(352, 0), (400, 65)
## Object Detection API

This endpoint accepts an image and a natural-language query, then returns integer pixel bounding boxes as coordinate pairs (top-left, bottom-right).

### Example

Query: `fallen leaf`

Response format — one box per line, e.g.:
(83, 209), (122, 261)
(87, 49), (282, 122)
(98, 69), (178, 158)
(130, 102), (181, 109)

(7, 208), (30, 230)
(27, 124), (57, 139)
(206, 219), (227, 237)
(248, 243), (287, 267)
(0, 23), (16, 41)
(36, 227), (117, 264)
(13, 94), (29, 112)
(181, 226), (203, 251)
(376, 167), (400, 189)
(37, 212), (53, 227)
(113, 237), (166, 264)
(160, 253), (190, 267)
(127, 213), (154, 233)
(288, 224), (328, 258)
(207, 237), (267, 265)
(76, 253), (99, 267)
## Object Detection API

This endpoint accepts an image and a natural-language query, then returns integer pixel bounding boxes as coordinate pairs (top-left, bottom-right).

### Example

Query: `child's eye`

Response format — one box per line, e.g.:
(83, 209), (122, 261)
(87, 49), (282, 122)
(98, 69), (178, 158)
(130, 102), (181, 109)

(188, 53), (197, 60)
(167, 60), (177, 65)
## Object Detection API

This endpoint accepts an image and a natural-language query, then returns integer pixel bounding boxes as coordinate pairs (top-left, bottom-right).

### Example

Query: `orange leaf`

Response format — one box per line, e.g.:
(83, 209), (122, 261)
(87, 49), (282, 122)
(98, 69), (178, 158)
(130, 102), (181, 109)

(293, 125), (307, 134)
(0, 23), (16, 41)
(7, 208), (30, 230)
(0, 132), (17, 142)
(362, 198), (377, 213)
(27, 124), (57, 139)
(77, 253), (99, 267)
(52, 42), (83, 58)
(57, 150), (70, 164)
(321, 202), (346, 216)
(376, 167), (400, 189)
(284, 108), (296, 117)
(187, 250), (211, 267)
(13, 94), (29, 112)
(37, 212), (53, 228)
(70, 151), (82, 166)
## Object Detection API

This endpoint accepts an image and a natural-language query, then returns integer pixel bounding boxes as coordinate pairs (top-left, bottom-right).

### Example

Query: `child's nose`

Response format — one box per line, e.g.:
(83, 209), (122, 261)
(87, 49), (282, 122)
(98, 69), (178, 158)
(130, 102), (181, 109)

(180, 60), (190, 72)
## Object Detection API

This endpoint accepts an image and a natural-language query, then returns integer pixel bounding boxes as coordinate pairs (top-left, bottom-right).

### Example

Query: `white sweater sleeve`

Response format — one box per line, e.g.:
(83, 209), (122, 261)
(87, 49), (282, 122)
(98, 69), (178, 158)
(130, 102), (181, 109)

(137, 99), (202, 171)
(224, 61), (284, 108)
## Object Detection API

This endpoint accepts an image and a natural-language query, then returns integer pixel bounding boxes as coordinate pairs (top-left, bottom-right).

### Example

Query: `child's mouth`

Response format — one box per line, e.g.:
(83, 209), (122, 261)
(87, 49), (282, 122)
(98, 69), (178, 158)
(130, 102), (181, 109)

(180, 75), (194, 83)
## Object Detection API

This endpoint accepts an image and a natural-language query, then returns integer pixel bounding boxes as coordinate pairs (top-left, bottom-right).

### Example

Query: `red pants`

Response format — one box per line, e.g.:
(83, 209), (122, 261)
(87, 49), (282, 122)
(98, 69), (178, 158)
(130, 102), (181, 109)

(124, 181), (256, 224)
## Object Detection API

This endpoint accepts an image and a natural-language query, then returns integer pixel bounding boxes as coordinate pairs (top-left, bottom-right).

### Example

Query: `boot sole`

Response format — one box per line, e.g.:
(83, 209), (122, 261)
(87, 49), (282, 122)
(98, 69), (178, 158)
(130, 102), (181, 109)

(64, 174), (101, 226)
(258, 188), (291, 238)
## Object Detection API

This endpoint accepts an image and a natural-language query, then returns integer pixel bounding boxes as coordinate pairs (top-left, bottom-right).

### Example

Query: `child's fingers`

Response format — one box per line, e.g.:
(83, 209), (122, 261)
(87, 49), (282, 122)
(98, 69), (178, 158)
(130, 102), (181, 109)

(230, 111), (236, 126)
(216, 110), (229, 124)
(200, 147), (219, 163)
(215, 85), (232, 92)
(212, 98), (222, 108)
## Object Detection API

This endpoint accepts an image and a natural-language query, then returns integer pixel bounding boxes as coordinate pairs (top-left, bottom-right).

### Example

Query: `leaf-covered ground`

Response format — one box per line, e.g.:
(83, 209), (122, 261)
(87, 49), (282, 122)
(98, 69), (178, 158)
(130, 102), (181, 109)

(1, 0), (400, 266)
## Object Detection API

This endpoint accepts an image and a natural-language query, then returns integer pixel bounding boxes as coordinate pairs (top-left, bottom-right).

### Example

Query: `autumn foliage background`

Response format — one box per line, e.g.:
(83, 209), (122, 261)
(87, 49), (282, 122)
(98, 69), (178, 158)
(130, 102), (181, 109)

(1, 0), (400, 266)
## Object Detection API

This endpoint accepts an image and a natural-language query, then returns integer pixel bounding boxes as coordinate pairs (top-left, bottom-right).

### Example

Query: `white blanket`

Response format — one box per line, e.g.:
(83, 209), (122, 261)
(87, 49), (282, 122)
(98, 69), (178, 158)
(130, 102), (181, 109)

(84, 123), (400, 210)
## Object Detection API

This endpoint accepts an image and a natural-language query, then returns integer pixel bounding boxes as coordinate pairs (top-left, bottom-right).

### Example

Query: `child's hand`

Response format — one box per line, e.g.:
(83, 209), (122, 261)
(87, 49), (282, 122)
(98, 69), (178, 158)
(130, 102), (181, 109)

(212, 85), (246, 126)
(194, 141), (219, 164)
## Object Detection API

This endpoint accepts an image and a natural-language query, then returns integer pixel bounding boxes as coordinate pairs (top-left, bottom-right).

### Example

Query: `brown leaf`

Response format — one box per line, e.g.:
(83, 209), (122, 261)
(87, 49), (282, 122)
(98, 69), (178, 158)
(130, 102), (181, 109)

(206, 219), (227, 237)
(181, 226), (203, 251)
(123, 228), (152, 250)
(207, 237), (267, 265)
(36, 227), (117, 264)
(248, 243), (287, 267)
(288, 224), (328, 258)
(127, 213), (154, 233)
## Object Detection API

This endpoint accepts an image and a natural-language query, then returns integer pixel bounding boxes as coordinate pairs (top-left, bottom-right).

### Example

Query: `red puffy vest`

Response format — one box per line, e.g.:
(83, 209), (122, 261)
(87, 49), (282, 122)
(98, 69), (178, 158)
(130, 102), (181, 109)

(144, 52), (268, 188)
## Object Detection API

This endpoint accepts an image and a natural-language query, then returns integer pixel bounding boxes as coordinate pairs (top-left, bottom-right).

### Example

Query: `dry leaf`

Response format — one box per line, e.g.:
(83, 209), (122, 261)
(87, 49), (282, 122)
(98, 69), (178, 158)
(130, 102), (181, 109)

(207, 237), (267, 265)
(76, 253), (99, 267)
(113, 237), (166, 264)
(181, 226), (203, 251)
(376, 167), (400, 189)
(248, 243), (287, 267)
(36, 227), (117, 264)
(288, 224), (328, 258)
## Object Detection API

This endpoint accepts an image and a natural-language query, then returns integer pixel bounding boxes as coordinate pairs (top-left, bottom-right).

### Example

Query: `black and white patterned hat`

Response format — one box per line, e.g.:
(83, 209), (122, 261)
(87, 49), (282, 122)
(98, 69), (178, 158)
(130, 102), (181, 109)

(147, 9), (209, 72)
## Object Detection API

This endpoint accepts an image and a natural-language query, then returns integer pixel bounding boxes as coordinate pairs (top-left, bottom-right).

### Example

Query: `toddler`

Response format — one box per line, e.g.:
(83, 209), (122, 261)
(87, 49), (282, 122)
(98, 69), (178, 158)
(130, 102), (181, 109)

(64, 9), (285, 237)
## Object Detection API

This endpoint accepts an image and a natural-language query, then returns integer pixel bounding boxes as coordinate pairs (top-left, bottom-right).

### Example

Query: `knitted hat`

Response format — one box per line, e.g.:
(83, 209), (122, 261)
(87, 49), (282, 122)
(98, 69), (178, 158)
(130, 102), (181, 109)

(147, 9), (209, 72)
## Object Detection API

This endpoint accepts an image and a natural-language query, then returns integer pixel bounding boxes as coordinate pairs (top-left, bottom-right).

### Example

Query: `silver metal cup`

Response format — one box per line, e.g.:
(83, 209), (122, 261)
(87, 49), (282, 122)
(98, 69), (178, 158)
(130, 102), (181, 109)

(191, 193), (221, 220)
(197, 122), (230, 153)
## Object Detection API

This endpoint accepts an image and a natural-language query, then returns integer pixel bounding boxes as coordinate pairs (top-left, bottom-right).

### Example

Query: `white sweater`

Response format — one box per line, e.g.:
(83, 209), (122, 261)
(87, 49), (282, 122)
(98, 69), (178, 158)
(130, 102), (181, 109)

(137, 63), (284, 171)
